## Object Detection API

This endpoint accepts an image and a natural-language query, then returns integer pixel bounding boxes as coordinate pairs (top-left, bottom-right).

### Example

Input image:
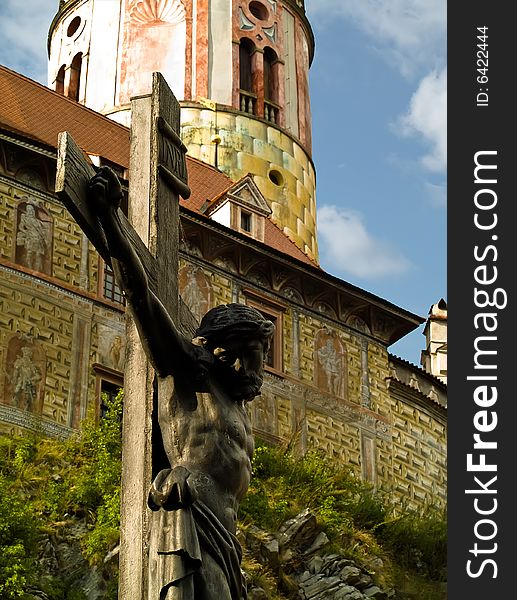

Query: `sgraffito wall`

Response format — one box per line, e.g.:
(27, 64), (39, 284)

(0, 147), (125, 436)
(0, 146), (446, 510)
(177, 253), (447, 511)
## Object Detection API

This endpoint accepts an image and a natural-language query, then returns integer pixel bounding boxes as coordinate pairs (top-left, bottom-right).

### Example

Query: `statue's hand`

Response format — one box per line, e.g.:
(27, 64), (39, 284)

(87, 166), (123, 217)
(148, 466), (193, 511)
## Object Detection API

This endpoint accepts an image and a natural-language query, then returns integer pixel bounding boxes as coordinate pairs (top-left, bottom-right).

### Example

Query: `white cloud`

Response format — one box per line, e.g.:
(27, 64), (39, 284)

(398, 68), (447, 172)
(0, 0), (54, 83)
(307, 0), (446, 76)
(425, 182), (447, 207)
(317, 205), (411, 278)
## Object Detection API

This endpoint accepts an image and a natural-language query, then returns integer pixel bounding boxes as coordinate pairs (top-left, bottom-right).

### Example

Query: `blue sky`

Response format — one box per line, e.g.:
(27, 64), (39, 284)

(0, 0), (446, 366)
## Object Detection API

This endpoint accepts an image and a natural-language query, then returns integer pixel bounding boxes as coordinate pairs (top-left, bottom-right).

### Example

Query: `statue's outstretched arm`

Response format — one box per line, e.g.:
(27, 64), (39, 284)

(88, 167), (194, 378)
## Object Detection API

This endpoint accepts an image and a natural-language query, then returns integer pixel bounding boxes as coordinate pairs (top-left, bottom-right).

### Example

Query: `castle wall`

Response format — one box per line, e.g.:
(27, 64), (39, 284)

(177, 249), (447, 511)
(0, 150), (125, 437)
(0, 139), (445, 511)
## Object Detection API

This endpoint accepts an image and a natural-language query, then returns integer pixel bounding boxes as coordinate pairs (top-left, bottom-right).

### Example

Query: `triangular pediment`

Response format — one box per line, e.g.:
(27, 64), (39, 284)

(208, 174), (271, 216)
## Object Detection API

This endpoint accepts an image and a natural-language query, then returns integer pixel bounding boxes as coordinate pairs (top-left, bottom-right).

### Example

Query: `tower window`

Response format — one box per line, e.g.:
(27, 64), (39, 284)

(100, 380), (122, 420)
(268, 169), (283, 186)
(264, 47), (280, 123)
(67, 16), (82, 37)
(239, 38), (256, 115)
(102, 262), (125, 305)
(249, 1), (269, 21)
(55, 65), (65, 95)
(239, 38), (253, 92)
(244, 294), (285, 372)
(68, 52), (82, 101)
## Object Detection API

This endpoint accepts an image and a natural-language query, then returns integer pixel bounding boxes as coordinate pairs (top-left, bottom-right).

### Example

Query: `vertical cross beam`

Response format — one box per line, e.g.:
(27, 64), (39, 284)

(119, 73), (190, 600)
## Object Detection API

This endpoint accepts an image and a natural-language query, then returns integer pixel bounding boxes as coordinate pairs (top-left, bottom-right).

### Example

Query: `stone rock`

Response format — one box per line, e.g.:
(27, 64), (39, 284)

(262, 537), (280, 566)
(303, 531), (329, 556)
(299, 574), (342, 599)
(338, 588), (364, 600)
(321, 556), (354, 577)
(299, 570), (312, 583)
(307, 554), (324, 574)
(245, 525), (280, 566)
(339, 565), (362, 586)
(247, 586), (269, 600)
(279, 547), (295, 562)
(355, 573), (374, 590)
(278, 508), (318, 550)
(363, 585), (387, 599)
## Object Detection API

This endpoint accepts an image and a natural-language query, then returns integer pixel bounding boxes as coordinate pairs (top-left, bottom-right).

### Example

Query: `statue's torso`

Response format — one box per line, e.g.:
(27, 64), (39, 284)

(158, 376), (254, 532)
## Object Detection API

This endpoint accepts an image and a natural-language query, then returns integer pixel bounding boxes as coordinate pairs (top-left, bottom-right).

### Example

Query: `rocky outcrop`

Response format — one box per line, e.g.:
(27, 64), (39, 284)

(26, 520), (116, 600)
(242, 509), (393, 600)
(26, 509), (395, 599)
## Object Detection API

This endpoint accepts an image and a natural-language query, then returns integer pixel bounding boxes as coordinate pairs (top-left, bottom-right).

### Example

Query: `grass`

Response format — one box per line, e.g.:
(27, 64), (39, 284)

(0, 400), (446, 599)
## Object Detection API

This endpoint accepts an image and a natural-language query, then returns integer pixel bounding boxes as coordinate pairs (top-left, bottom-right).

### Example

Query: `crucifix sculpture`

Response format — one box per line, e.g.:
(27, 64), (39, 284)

(56, 73), (274, 600)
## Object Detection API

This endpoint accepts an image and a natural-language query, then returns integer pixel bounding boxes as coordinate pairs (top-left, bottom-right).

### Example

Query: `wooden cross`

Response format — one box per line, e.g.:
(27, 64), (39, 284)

(56, 73), (192, 599)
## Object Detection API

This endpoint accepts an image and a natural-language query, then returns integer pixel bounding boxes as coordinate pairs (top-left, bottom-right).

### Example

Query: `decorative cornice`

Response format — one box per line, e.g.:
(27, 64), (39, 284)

(179, 208), (423, 346)
(0, 404), (74, 439)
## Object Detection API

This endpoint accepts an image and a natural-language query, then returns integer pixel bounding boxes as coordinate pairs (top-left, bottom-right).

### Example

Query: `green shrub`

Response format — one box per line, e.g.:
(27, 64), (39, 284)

(0, 390), (123, 596)
(0, 474), (38, 598)
(241, 441), (446, 580)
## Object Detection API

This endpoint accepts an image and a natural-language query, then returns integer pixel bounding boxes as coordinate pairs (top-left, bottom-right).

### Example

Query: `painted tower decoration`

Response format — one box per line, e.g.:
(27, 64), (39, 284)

(48, 0), (317, 260)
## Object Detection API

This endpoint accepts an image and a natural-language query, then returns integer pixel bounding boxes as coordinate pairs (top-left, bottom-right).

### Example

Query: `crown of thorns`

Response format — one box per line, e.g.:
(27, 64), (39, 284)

(193, 303), (275, 348)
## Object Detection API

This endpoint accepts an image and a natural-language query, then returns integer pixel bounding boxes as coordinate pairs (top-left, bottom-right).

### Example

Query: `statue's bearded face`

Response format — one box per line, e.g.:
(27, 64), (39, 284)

(212, 336), (269, 402)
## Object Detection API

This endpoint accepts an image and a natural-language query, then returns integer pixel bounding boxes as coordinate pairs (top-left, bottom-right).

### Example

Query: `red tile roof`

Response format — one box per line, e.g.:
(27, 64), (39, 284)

(264, 220), (316, 265)
(183, 156), (234, 212)
(0, 64), (316, 266)
(0, 65), (130, 166)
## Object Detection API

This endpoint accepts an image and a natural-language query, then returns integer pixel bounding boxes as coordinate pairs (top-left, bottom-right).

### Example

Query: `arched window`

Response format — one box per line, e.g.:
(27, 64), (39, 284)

(68, 52), (82, 101)
(239, 39), (256, 114)
(263, 47), (279, 123)
(55, 65), (65, 95)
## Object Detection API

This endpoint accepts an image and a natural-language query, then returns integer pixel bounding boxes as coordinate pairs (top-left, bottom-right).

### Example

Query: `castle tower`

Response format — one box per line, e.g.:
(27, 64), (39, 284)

(421, 299), (448, 384)
(48, 0), (318, 260)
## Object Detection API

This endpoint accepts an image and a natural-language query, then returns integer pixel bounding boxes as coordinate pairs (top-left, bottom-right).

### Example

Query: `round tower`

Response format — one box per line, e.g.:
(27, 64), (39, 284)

(48, 0), (318, 260)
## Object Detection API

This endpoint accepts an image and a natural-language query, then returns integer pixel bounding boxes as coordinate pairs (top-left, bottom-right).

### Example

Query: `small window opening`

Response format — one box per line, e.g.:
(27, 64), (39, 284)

(241, 210), (252, 233)
(55, 65), (65, 95)
(249, 1), (268, 20)
(103, 262), (125, 305)
(100, 380), (121, 420)
(239, 39), (254, 93)
(68, 52), (82, 101)
(67, 16), (81, 37)
(268, 169), (283, 186)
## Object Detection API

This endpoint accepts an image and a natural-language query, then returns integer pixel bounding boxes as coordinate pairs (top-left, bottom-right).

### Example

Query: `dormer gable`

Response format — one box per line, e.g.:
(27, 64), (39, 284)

(205, 174), (272, 241)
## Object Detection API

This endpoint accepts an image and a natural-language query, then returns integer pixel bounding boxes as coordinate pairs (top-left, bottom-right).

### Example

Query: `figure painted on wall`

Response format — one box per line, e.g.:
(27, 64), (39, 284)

(314, 332), (346, 399)
(97, 326), (126, 372)
(15, 201), (52, 274)
(179, 266), (212, 322)
(109, 335), (124, 371)
(2, 335), (46, 415)
(12, 347), (41, 412)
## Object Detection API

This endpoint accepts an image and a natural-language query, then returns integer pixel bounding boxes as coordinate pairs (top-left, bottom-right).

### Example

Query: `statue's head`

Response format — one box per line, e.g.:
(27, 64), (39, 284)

(193, 304), (275, 401)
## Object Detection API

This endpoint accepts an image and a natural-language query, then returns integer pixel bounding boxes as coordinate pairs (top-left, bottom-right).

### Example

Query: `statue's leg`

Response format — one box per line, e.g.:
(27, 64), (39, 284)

(192, 551), (233, 600)
(161, 575), (194, 600)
